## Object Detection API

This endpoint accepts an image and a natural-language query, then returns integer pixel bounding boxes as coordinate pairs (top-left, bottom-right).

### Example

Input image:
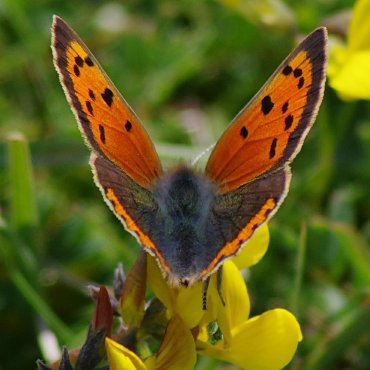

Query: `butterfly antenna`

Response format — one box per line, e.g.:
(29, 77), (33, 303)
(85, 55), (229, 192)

(191, 143), (215, 167)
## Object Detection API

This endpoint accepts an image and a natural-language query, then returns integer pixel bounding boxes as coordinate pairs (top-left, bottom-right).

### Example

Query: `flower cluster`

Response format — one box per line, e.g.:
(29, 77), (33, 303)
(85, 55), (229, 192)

(105, 224), (302, 370)
(37, 225), (302, 370)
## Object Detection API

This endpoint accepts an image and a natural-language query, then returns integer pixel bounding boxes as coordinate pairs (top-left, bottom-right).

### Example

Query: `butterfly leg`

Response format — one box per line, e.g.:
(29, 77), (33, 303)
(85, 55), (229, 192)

(202, 277), (210, 310)
(216, 266), (226, 306)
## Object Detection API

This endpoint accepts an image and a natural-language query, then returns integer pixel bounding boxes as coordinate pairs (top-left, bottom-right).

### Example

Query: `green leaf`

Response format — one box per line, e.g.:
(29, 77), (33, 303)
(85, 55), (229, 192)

(7, 132), (38, 230)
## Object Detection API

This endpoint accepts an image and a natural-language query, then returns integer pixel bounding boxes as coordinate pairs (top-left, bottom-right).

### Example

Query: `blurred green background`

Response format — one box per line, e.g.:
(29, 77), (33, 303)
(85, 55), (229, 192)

(0, 0), (369, 369)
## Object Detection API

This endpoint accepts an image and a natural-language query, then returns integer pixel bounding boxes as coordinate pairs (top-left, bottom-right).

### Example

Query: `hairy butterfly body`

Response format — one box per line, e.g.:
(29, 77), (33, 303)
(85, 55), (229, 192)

(52, 16), (327, 287)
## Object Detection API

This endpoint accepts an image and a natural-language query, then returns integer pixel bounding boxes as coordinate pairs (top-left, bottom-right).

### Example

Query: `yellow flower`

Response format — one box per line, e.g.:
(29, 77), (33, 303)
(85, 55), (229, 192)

(147, 223), (302, 369)
(232, 222), (270, 269)
(106, 315), (196, 370)
(328, 0), (370, 99)
(197, 261), (302, 370)
(147, 224), (269, 328)
(106, 338), (146, 370)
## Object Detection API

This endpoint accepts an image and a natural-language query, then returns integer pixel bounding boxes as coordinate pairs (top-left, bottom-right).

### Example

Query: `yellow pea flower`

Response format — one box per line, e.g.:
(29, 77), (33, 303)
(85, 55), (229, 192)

(106, 315), (196, 370)
(197, 261), (302, 370)
(328, 0), (370, 99)
(146, 223), (302, 369)
(106, 338), (146, 370)
(147, 224), (269, 328)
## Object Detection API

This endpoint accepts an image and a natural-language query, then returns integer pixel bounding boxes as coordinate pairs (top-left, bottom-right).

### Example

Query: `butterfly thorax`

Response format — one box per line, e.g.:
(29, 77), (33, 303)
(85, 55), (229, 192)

(151, 166), (217, 286)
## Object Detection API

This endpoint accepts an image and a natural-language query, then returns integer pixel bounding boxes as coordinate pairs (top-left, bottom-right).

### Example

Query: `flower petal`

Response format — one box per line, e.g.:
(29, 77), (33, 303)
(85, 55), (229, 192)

(174, 283), (204, 328)
(329, 49), (370, 99)
(217, 261), (250, 340)
(105, 337), (147, 370)
(147, 254), (205, 328)
(147, 255), (173, 310)
(198, 261), (250, 347)
(154, 315), (197, 370)
(232, 223), (270, 269)
(328, 0), (370, 100)
(199, 308), (302, 370)
(348, 0), (370, 51)
(120, 252), (147, 328)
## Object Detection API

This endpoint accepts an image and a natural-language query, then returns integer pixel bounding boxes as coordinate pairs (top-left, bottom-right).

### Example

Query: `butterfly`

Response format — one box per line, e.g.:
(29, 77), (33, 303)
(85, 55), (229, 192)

(52, 16), (327, 288)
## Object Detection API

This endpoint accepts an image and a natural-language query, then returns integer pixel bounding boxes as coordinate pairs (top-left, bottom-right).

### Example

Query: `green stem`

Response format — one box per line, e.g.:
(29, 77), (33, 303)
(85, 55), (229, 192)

(290, 222), (307, 317)
(0, 227), (72, 343)
(7, 133), (38, 230)
(3, 133), (73, 343)
(11, 267), (73, 343)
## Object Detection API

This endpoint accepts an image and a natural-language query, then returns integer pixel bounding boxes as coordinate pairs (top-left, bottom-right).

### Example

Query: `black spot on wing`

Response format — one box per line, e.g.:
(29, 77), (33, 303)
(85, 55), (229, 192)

(86, 100), (94, 115)
(261, 95), (274, 115)
(84, 56), (94, 66)
(89, 89), (96, 101)
(73, 65), (80, 76)
(282, 65), (293, 75)
(125, 120), (132, 132)
(298, 77), (305, 89)
(99, 124), (106, 144)
(293, 68), (302, 77)
(269, 138), (277, 159)
(75, 56), (84, 67)
(240, 126), (248, 139)
(282, 101), (289, 113)
(284, 115), (294, 130)
(102, 88), (114, 107)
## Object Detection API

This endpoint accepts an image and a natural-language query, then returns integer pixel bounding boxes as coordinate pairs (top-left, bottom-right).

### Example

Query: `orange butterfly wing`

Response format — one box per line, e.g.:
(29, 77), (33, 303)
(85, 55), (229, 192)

(51, 16), (162, 188)
(206, 28), (327, 192)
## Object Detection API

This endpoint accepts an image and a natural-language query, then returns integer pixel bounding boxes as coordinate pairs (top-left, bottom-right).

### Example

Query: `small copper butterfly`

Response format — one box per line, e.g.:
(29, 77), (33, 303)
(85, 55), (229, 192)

(52, 16), (327, 287)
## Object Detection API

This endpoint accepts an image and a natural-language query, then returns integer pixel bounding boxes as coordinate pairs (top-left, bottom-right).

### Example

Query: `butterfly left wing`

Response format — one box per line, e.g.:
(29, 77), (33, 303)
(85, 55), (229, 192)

(206, 27), (327, 192)
(52, 16), (162, 189)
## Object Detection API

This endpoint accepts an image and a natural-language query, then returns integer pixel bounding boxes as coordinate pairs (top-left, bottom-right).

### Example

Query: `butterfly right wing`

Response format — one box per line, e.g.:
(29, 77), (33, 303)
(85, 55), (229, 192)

(52, 15), (162, 188)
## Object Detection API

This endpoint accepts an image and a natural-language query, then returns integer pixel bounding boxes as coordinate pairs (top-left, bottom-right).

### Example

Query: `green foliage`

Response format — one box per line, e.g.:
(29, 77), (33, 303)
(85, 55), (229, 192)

(0, 0), (369, 369)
